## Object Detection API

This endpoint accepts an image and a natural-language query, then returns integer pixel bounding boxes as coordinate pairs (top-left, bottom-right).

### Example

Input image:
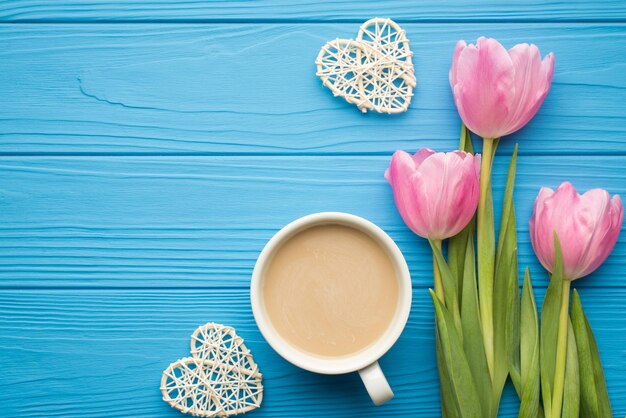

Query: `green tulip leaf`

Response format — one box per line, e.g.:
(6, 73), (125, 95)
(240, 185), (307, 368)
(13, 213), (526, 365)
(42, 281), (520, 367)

(518, 269), (541, 418)
(430, 290), (483, 418)
(491, 138), (500, 159)
(584, 309), (612, 418)
(494, 145), (519, 399)
(430, 239), (462, 341)
(448, 223), (473, 308)
(507, 262), (522, 395)
(495, 144), (519, 270)
(540, 234), (564, 418)
(459, 123), (474, 154)
(562, 319), (580, 418)
(521, 270), (538, 383)
(571, 289), (612, 418)
(436, 327), (457, 418)
(460, 236), (493, 416)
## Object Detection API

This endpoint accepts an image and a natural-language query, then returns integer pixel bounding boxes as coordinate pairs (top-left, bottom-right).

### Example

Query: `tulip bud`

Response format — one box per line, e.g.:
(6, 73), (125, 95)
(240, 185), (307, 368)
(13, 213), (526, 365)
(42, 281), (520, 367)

(385, 148), (481, 240)
(529, 182), (623, 280)
(449, 37), (554, 139)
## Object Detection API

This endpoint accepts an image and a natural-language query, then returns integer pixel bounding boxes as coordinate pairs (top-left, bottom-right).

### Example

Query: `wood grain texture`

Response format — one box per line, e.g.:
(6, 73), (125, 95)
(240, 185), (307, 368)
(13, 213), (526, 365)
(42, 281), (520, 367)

(0, 287), (624, 417)
(1, 155), (624, 288)
(1, 0), (625, 22)
(2, 4), (626, 417)
(1, 23), (626, 155)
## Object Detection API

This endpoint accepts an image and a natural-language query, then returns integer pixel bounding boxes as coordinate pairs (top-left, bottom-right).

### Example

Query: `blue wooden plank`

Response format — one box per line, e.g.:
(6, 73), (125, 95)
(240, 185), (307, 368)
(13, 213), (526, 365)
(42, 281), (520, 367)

(0, 155), (624, 288)
(1, 23), (625, 155)
(1, 9), (625, 418)
(0, 287), (624, 417)
(1, 0), (625, 22)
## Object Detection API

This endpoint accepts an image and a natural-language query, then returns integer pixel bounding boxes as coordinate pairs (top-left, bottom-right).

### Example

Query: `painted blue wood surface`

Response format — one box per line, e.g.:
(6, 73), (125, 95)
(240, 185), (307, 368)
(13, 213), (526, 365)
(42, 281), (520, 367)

(1, 24), (625, 155)
(0, 156), (624, 289)
(0, 288), (624, 417)
(0, 2), (625, 418)
(1, 0), (625, 22)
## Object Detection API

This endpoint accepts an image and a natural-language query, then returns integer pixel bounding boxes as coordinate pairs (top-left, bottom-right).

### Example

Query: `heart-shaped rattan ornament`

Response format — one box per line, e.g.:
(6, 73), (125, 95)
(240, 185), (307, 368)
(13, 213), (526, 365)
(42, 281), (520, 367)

(161, 323), (263, 417)
(315, 18), (416, 114)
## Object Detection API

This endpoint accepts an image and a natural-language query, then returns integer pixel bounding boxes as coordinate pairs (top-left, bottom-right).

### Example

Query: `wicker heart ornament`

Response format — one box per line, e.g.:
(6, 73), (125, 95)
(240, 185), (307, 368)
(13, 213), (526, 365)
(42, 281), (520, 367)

(315, 18), (416, 114)
(161, 323), (263, 417)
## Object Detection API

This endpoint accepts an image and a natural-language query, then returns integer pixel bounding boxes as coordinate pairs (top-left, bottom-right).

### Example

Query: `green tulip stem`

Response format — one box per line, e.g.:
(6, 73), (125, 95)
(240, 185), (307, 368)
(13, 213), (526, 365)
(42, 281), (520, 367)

(478, 137), (497, 381)
(552, 279), (571, 418)
(432, 239), (444, 303)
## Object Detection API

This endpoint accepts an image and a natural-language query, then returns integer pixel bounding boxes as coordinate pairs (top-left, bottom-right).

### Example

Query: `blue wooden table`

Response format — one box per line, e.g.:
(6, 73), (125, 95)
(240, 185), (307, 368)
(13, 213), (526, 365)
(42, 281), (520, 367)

(1, 1), (625, 417)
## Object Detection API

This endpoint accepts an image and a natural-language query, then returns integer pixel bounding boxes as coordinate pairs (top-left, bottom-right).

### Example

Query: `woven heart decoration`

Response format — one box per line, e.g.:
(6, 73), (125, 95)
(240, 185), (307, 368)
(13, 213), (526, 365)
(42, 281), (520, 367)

(161, 323), (263, 417)
(315, 18), (416, 114)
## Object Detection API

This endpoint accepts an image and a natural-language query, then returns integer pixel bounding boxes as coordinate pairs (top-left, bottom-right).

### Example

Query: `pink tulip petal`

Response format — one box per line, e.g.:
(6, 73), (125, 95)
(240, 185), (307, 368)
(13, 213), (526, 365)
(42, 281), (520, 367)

(412, 148), (436, 166)
(415, 152), (450, 236)
(453, 37), (515, 139)
(449, 37), (554, 139)
(574, 189), (621, 278)
(529, 182), (623, 280)
(611, 195), (624, 231)
(503, 45), (555, 135)
(387, 151), (429, 237)
(386, 149), (480, 240)
(449, 40), (467, 89)
(446, 153), (481, 235)
(530, 187), (557, 273)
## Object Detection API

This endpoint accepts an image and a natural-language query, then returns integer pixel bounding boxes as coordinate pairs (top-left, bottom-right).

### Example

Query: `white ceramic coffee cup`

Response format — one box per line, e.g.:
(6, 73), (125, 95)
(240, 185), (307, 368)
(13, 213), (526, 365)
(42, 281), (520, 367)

(250, 212), (412, 405)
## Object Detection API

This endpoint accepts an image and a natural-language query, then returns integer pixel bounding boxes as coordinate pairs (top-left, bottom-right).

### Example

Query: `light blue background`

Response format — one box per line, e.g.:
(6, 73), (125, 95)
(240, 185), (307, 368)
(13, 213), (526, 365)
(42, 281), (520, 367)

(1, 1), (625, 416)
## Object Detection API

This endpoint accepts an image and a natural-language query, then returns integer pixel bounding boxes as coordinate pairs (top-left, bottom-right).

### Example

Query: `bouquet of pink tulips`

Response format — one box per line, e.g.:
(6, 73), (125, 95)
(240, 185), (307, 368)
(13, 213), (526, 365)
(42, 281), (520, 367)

(386, 37), (623, 418)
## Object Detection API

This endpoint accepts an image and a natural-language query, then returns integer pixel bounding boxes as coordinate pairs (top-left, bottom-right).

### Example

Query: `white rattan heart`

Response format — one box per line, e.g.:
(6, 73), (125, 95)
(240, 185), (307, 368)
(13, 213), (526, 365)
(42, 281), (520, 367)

(161, 323), (263, 417)
(315, 18), (416, 114)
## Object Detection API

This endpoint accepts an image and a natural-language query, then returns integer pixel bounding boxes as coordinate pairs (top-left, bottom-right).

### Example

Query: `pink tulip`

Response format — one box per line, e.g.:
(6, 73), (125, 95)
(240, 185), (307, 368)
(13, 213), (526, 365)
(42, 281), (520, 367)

(385, 148), (481, 240)
(449, 37), (555, 139)
(529, 182), (623, 280)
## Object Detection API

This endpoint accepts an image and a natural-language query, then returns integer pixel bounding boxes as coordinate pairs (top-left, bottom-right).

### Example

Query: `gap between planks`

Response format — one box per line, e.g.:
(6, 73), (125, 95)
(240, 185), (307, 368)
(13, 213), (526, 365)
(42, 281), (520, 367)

(1, 285), (623, 291)
(1, 152), (626, 157)
(3, 19), (626, 24)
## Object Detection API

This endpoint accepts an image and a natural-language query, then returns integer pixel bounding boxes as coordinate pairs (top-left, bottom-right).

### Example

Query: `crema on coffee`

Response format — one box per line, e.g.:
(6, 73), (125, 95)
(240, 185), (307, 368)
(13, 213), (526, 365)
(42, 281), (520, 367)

(262, 224), (399, 357)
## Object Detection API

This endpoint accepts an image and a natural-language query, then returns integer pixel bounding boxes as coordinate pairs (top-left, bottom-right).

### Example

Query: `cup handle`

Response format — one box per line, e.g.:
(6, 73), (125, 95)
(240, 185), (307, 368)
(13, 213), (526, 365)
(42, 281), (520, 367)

(358, 361), (394, 405)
